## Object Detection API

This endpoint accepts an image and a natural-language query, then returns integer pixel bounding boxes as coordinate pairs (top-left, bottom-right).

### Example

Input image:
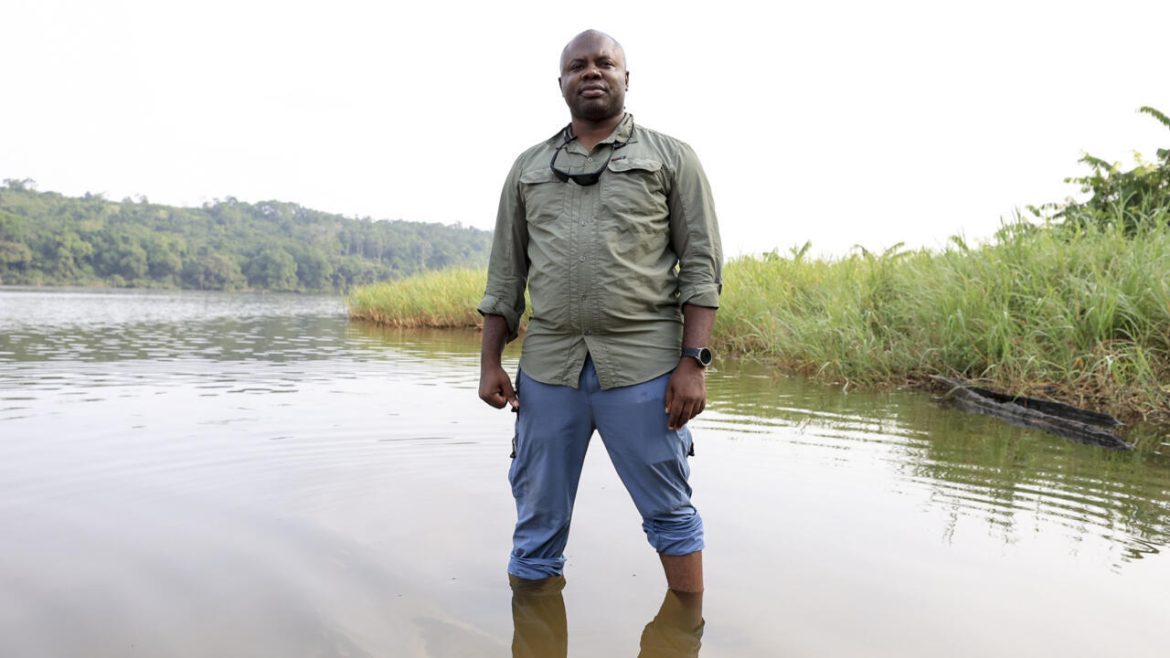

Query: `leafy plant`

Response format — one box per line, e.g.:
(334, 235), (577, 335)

(1055, 106), (1170, 231)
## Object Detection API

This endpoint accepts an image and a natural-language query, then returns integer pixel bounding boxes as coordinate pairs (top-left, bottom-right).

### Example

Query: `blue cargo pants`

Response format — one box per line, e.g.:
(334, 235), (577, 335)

(507, 356), (704, 580)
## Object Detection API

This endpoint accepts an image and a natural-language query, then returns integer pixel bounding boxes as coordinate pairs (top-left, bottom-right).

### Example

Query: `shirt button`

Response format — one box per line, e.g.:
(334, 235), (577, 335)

(584, 330), (591, 335)
(579, 255), (585, 261)
(586, 157), (593, 163)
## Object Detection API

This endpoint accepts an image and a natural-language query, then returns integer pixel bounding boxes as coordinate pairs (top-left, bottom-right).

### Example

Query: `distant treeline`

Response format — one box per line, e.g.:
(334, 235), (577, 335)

(0, 180), (492, 291)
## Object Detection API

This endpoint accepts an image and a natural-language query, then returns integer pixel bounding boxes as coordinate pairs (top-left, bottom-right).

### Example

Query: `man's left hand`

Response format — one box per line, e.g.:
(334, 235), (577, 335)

(665, 358), (707, 431)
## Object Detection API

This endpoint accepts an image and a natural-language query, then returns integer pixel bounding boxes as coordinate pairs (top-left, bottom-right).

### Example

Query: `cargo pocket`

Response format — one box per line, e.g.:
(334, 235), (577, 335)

(519, 168), (564, 225)
(510, 369), (522, 459)
(601, 158), (668, 229)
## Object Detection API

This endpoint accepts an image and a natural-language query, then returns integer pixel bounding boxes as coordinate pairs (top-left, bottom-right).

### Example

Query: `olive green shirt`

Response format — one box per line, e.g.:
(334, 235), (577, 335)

(478, 113), (722, 389)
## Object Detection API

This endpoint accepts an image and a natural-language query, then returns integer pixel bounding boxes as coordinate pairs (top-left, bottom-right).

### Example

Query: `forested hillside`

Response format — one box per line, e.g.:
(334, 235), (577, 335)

(0, 179), (492, 291)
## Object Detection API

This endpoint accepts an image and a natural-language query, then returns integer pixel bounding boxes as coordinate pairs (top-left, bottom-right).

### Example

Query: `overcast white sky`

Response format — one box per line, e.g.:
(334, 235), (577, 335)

(3, 0), (1169, 257)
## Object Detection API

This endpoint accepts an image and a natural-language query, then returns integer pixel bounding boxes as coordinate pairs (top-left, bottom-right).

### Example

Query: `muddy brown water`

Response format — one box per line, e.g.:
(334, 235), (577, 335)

(1, 287), (1168, 657)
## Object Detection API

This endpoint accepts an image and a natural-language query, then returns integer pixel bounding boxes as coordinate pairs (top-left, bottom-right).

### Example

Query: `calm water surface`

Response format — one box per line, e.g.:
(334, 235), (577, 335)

(1, 287), (1168, 657)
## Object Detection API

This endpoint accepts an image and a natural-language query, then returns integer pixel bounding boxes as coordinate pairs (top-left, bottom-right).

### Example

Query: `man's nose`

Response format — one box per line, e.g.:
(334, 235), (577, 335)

(582, 65), (602, 79)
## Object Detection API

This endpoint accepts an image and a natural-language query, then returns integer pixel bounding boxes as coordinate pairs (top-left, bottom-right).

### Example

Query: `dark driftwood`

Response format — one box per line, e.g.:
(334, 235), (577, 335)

(932, 376), (1132, 450)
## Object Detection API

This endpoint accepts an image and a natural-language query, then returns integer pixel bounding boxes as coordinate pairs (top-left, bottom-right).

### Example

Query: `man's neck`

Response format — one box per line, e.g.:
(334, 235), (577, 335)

(570, 112), (626, 151)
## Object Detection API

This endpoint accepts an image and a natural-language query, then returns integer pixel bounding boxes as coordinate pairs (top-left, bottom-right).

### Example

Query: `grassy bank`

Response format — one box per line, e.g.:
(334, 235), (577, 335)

(348, 221), (1170, 428)
(716, 222), (1170, 426)
(347, 267), (489, 328)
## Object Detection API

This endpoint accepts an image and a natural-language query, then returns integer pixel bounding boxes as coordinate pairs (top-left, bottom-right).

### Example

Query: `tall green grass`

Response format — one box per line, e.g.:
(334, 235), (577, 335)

(717, 221), (1170, 425)
(347, 267), (489, 328)
(348, 221), (1170, 425)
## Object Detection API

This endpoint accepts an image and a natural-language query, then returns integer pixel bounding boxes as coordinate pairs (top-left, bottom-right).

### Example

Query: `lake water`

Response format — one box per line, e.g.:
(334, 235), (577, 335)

(1, 287), (1168, 657)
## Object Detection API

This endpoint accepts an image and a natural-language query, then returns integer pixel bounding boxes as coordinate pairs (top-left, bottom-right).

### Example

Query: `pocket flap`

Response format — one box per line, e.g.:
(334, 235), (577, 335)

(607, 158), (663, 174)
(520, 168), (559, 184)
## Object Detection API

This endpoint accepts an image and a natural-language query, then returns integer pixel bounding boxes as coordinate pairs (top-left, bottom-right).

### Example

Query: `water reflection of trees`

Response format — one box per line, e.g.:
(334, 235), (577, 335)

(706, 361), (1170, 567)
(1, 315), (351, 363)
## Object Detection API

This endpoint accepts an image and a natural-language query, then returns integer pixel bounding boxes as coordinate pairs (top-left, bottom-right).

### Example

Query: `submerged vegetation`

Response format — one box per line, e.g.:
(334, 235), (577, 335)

(345, 105), (1164, 429)
(0, 183), (492, 291)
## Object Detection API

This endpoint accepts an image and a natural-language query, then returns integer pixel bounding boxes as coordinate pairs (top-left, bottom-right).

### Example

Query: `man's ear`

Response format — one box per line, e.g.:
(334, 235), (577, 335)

(625, 71), (630, 90)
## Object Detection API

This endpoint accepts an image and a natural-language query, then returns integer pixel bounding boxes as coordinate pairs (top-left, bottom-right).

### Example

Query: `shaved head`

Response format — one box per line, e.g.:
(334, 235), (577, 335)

(557, 29), (630, 124)
(560, 29), (626, 72)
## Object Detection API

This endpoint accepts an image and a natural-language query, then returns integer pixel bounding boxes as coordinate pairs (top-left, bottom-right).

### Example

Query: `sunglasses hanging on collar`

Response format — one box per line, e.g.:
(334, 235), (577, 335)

(549, 124), (635, 186)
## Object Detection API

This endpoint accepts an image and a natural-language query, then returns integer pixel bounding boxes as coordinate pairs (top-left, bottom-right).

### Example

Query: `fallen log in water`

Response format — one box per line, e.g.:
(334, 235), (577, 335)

(931, 376), (1133, 450)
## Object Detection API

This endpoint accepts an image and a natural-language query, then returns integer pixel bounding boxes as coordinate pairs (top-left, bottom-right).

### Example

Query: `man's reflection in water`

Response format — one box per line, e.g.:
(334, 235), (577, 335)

(638, 590), (704, 657)
(510, 574), (568, 657)
(510, 576), (704, 657)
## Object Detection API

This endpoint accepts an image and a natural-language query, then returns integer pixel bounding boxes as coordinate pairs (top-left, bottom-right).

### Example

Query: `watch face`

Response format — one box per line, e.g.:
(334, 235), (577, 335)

(698, 347), (713, 366)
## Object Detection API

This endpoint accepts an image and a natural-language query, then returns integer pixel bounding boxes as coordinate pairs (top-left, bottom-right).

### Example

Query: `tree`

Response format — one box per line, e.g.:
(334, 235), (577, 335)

(1056, 106), (1170, 231)
(0, 240), (33, 275)
(245, 247), (298, 290)
(181, 253), (245, 290)
(45, 231), (94, 280)
(293, 247), (334, 291)
(2, 178), (36, 192)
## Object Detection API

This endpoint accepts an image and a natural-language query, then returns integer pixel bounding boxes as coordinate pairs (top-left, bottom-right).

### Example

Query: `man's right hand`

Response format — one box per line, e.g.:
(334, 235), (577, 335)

(479, 364), (519, 410)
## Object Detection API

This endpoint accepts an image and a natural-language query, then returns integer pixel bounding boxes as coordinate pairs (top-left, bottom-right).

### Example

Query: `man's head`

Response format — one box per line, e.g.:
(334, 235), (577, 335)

(558, 30), (628, 123)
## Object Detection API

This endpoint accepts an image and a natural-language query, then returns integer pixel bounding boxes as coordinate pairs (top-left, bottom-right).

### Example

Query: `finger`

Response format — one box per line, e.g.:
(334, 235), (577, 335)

(668, 398), (686, 431)
(664, 382), (675, 414)
(501, 379), (519, 409)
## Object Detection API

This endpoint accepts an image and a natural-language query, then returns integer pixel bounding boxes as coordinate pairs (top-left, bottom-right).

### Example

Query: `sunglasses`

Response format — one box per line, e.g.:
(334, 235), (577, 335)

(549, 129), (632, 186)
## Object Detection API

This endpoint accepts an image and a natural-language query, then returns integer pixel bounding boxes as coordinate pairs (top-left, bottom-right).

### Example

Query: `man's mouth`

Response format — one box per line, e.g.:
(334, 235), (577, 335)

(580, 86), (607, 98)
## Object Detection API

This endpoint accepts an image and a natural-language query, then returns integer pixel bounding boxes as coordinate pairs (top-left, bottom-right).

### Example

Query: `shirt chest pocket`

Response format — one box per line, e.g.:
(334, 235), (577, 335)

(602, 158), (669, 232)
(519, 168), (564, 225)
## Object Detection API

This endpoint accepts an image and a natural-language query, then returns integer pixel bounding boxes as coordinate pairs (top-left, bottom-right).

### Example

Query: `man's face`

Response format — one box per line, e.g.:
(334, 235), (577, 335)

(558, 34), (628, 122)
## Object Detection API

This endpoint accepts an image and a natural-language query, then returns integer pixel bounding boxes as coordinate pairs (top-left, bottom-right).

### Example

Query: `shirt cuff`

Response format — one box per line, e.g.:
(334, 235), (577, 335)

(678, 282), (721, 309)
(477, 294), (521, 341)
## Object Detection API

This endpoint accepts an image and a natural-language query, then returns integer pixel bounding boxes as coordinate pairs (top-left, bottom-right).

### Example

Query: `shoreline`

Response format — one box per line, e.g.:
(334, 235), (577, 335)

(347, 223), (1170, 441)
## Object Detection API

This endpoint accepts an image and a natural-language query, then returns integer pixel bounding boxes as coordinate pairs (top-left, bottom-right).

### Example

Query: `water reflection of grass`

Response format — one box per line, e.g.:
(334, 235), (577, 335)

(707, 364), (1170, 568)
(347, 222), (1170, 435)
(346, 322), (491, 361)
(904, 410), (1170, 565)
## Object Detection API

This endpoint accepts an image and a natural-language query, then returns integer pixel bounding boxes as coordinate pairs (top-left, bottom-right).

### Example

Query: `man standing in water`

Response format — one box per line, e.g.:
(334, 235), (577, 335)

(478, 29), (722, 596)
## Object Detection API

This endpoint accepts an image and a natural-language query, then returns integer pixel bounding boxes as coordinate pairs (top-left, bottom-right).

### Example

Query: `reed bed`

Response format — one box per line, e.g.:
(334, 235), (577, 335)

(717, 221), (1170, 425)
(348, 221), (1170, 426)
(347, 267), (489, 328)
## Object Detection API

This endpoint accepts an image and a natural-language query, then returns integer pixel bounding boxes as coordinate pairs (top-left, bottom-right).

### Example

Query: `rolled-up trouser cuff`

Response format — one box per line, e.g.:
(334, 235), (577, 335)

(643, 509), (705, 556)
(509, 554), (566, 581)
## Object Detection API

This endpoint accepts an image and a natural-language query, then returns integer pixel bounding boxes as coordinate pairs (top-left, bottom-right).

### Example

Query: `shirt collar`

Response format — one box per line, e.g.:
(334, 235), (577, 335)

(556, 112), (637, 152)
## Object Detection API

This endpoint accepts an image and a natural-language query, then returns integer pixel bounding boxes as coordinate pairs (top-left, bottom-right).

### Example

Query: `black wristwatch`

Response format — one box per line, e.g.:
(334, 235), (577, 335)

(681, 347), (713, 368)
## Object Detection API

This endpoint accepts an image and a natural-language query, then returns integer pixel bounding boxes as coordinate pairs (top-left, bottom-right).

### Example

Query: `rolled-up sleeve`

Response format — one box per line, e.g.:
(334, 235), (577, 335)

(668, 143), (723, 308)
(477, 160), (529, 341)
